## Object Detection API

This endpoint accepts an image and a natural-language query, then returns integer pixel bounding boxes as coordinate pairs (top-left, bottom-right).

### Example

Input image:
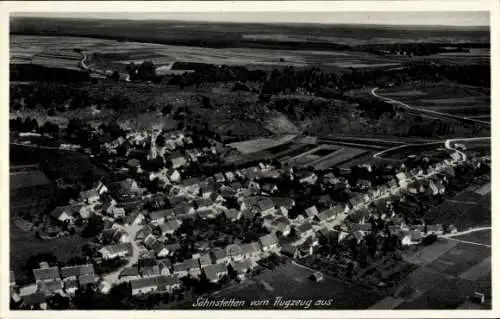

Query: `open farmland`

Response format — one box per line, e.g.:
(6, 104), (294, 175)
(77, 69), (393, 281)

(212, 262), (382, 309)
(11, 35), (403, 72)
(10, 221), (91, 285)
(423, 190), (491, 230)
(282, 144), (369, 169)
(397, 240), (491, 309)
(377, 82), (490, 119)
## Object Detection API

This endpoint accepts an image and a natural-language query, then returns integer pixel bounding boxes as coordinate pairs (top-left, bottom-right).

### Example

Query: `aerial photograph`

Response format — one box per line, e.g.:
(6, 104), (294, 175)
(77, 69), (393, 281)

(8, 9), (491, 311)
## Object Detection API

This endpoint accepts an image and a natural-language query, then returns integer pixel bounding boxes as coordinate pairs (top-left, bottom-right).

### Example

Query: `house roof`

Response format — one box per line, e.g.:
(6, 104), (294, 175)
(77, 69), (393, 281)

(131, 277), (157, 290)
(33, 267), (60, 282)
(198, 208), (217, 219)
(150, 209), (175, 221)
(173, 203), (193, 216)
(259, 234), (278, 247)
(79, 274), (96, 286)
(64, 279), (78, 290)
(257, 198), (275, 212)
(159, 219), (182, 233)
(231, 259), (253, 273)
(140, 265), (161, 277)
(80, 189), (99, 200)
(281, 244), (298, 256)
(212, 248), (228, 260)
(224, 208), (241, 220)
(203, 263), (228, 281)
(241, 242), (261, 255)
(60, 264), (94, 279)
(100, 243), (132, 255)
(271, 197), (295, 209)
(126, 211), (144, 224)
(198, 253), (212, 266)
(50, 204), (82, 219)
(174, 258), (199, 272)
(195, 198), (212, 208)
(119, 266), (140, 278)
(22, 292), (46, 306)
(305, 206), (319, 217)
(225, 244), (243, 258)
(297, 222), (313, 234)
(396, 172), (408, 181)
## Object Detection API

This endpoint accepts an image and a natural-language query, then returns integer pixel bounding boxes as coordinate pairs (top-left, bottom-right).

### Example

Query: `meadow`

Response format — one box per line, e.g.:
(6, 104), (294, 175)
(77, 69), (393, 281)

(377, 82), (490, 118)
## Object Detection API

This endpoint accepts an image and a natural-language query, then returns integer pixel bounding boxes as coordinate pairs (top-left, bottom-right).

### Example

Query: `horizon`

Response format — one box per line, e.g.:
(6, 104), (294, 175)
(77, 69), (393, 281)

(11, 11), (490, 27)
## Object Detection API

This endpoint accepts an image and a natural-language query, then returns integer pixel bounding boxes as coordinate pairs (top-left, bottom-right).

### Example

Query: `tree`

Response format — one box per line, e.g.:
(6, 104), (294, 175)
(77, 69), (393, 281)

(81, 215), (104, 238)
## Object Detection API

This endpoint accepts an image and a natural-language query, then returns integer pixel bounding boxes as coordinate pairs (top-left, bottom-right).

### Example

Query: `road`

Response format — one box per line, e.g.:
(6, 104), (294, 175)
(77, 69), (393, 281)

(102, 224), (143, 284)
(370, 87), (490, 126)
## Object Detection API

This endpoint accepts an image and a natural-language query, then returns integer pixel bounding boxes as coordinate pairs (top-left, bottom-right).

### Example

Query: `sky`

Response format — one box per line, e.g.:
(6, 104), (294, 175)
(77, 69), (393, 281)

(12, 11), (489, 27)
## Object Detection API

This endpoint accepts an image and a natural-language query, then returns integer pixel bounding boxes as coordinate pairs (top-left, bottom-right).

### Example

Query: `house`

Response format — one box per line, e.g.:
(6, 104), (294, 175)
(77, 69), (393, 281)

(173, 258), (201, 278)
(112, 228), (131, 243)
(119, 266), (141, 283)
(50, 205), (80, 224)
(169, 153), (188, 169)
(151, 241), (170, 258)
(259, 233), (279, 251)
(158, 260), (172, 276)
(79, 274), (97, 287)
(203, 263), (228, 283)
(109, 206), (126, 219)
(149, 168), (171, 186)
(195, 198), (213, 210)
(200, 184), (214, 199)
(296, 170), (317, 184)
(198, 253), (213, 268)
(173, 202), (195, 216)
(214, 173), (226, 183)
(281, 244), (299, 258)
(396, 172), (409, 188)
(230, 259), (255, 279)
(37, 279), (63, 296)
(352, 230), (365, 244)
(33, 266), (60, 283)
(79, 188), (100, 204)
(348, 195), (362, 210)
(211, 248), (230, 264)
(225, 244), (244, 262)
(224, 208), (242, 222)
(257, 198), (276, 216)
(240, 242), (262, 261)
(60, 264), (94, 280)
(64, 279), (79, 295)
(198, 208), (218, 220)
(159, 219), (183, 236)
(165, 243), (181, 256)
(112, 178), (144, 198)
(140, 265), (161, 278)
(224, 171), (236, 182)
(150, 209), (175, 225)
(99, 243), (132, 259)
(378, 184), (389, 196)
(167, 169), (181, 183)
(427, 224), (444, 235)
(19, 284), (38, 297)
(21, 292), (47, 310)
(177, 178), (201, 196)
(136, 225), (153, 241)
(126, 158), (141, 170)
(126, 211), (145, 226)
(156, 276), (182, 293)
(131, 277), (158, 296)
(351, 223), (373, 233)
(305, 206), (319, 219)
(296, 222), (314, 238)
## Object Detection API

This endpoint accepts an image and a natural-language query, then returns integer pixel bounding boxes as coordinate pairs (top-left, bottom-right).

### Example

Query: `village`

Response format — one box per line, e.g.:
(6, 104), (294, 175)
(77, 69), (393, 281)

(10, 125), (491, 310)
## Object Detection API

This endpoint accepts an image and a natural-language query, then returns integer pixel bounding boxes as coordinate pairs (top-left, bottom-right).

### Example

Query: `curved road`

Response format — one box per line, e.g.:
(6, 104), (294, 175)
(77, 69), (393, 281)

(371, 87), (490, 126)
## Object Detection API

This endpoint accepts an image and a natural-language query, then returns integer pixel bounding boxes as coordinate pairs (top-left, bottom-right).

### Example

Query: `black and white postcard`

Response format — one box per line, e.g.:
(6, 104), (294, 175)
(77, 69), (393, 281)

(1, 1), (497, 317)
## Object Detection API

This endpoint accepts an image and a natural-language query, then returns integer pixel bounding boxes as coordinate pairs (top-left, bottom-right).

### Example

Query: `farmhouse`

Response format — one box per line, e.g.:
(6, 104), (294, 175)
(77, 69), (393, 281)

(240, 242), (262, 260)
(60, 264), (94, 281)
(203, 263), (229, 283)
(211, 248), (230, 264)
(257, 198), (276, 216)
(33, 266), (60, 283)
(159, 219), (183, 235)
(259, 234), (279, 251)
(99, 243), (132, 259)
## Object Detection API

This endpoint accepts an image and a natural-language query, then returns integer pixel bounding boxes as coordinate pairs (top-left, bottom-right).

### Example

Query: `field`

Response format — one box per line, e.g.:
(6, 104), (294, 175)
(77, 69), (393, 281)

(229, 135), (297, 154)
(373, 142), (447, 161)
(377, 83), (490, 118)
(10, 221), (91, 285)
(396, 240), (491, 309)
(10, 144), (109, 186)
(423, 190), (491, 230)
(213, 262), (382, 309)
(11, 35), (404, 71)
(281, 143), (370, 169)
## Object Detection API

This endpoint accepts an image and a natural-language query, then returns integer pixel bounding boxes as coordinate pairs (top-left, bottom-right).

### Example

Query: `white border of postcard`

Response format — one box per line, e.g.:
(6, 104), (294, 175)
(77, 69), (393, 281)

(0, 1), (498, 318)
